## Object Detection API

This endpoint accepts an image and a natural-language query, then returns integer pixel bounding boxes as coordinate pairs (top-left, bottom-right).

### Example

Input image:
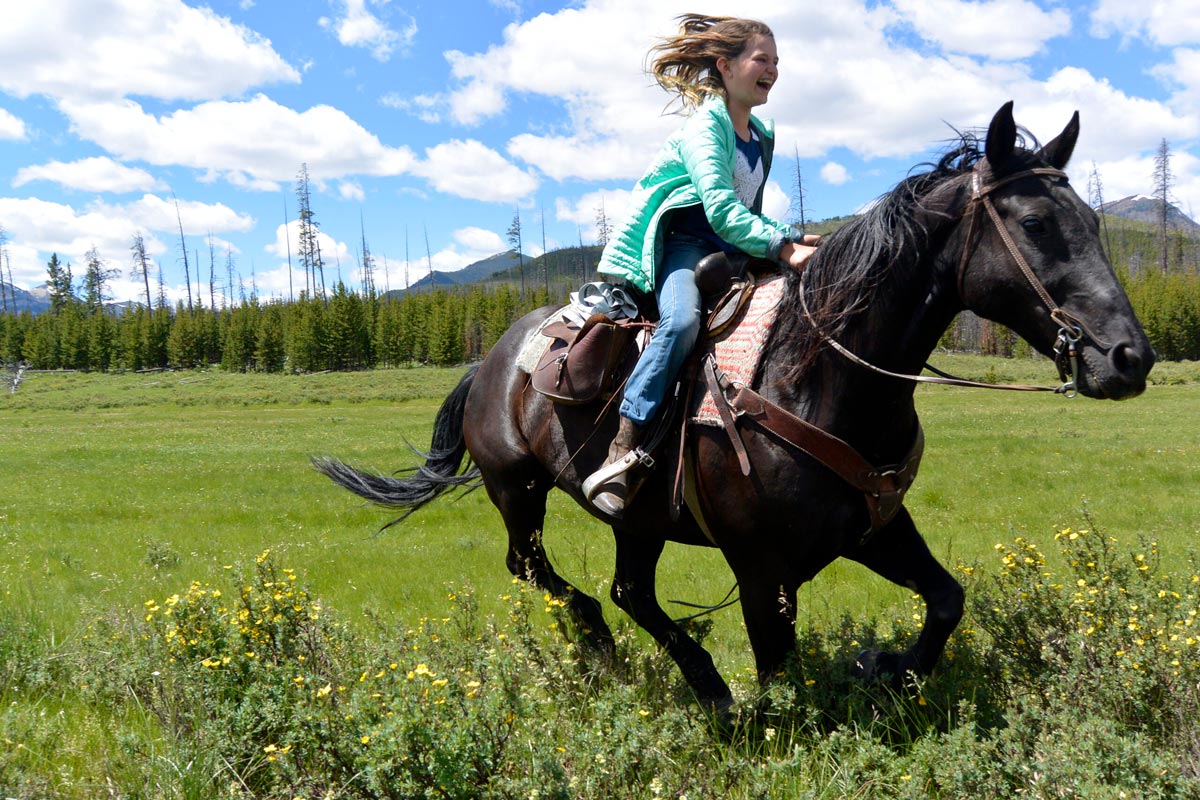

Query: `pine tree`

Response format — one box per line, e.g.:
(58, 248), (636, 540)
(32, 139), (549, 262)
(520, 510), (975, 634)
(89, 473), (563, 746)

(507, 211), (525, 298)
(46, 253), (74, 314)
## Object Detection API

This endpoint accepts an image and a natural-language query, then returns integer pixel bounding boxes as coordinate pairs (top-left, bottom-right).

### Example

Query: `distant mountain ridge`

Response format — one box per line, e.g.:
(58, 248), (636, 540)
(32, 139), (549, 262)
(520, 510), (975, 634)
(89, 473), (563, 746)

(387, 250), (527, 296)
(0, 283), (50, 314)
(1099, 195), (1200, 235)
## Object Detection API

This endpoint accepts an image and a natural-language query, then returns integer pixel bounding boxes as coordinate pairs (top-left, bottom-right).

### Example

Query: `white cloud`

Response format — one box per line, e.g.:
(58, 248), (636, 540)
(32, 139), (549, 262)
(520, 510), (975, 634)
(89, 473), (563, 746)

(0, 108), (26, 140)
(555, 188), (633, 242)
(762, 180), (791, 222)
(454, 226), (506, 252)
(381, 92), (443, 123)
(426, 0), (1195, 200)
(0, 0), (298, 103)
(319, 0), (417, 62)
(507, 134), (655, 183)
(890, 0), (1071, 60)
(339, 181), (366, 202)
(94, 195), (256, 237)
(58, 94), (417, 190)
(410, 139), (538, 202)
(14, 156), (165, 194)
(0, 190), (259, 300)
(0, 196), (164, 287)
(1091, 0), (1200, 47)
(820, 162), (851, 186)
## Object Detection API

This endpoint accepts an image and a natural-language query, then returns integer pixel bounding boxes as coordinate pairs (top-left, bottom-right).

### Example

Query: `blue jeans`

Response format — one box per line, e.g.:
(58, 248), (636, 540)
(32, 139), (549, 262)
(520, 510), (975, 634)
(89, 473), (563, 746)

(619, 235), (709, 425)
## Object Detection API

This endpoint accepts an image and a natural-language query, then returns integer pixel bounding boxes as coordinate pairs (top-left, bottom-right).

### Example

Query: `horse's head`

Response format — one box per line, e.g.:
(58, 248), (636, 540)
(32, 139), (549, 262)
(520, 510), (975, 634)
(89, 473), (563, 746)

(956, 102), (1155, 399)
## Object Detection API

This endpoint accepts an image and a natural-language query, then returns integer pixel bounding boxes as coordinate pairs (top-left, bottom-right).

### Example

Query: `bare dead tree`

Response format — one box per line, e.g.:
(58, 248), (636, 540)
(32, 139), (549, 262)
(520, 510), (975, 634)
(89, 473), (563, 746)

(1153, 138), (1174, 275)
(791, 143), (808, 233)
(1087, 161), (1113, 261)
(131, 232), (153, 309)
(173, 195), (193, 311)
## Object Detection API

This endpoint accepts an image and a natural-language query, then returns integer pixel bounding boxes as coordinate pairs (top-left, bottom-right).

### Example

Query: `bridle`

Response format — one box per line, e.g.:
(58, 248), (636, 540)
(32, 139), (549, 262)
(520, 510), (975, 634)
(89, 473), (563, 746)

(800, 163), (1107, 397)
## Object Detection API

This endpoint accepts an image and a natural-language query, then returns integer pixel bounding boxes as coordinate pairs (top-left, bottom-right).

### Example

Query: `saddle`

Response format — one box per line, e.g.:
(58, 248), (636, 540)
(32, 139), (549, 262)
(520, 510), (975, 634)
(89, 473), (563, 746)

(531, 252), (773, 405)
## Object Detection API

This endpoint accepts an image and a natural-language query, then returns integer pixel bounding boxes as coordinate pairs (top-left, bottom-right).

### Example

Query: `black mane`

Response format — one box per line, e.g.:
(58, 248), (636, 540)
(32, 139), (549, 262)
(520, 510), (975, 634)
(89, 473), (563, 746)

(769, 128), (1046, 383)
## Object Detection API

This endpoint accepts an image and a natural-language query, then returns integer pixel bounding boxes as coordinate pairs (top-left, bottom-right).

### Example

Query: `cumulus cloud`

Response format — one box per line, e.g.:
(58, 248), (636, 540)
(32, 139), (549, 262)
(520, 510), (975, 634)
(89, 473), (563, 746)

(454, 226), (506, 253)
(266, 221), (352, 268)
(0, 196), (175, 286)
(339, 181), (366, 202)
(1090, 0), (1200, 48)
(555, 188), (634, 242)
(58, 94), (417, 190)
(820, 162), (851, 186)
(0, 108), (26, 140)
(14, 156), (165, 194)
(429, 0), (1195, 199)
(889, 0), (1071, 60)
(410, 139), (538, 202)
(319, 0), (417, 61)
(0, 0), (298, 103)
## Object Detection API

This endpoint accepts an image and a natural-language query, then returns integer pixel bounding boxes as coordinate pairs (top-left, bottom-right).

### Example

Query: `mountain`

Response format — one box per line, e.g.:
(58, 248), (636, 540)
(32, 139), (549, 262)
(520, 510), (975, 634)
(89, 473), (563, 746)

(386, 250), (530, 296)
(1099, 195), (1200, 236)
(0, 282), (51, 314)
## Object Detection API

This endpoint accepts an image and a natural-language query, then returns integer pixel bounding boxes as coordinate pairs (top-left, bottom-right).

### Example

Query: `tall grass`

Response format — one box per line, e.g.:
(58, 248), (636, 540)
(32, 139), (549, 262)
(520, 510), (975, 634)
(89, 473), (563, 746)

(1, 360), (1198, 796)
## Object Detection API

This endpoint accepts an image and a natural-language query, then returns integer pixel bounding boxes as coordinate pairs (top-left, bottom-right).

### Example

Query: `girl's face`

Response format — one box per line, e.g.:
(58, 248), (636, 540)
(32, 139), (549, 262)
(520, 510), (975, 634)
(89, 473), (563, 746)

(718, 34), (779, 115)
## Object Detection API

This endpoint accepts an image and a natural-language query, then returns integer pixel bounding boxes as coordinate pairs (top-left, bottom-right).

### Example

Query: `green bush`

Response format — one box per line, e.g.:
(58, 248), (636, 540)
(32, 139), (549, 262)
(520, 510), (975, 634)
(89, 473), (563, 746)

(4, 533), (1200, 798)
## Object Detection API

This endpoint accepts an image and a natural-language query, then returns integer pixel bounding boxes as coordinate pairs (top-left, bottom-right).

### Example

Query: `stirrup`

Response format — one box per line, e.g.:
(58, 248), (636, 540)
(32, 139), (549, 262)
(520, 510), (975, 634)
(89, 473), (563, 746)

(582, 448), (654, 503)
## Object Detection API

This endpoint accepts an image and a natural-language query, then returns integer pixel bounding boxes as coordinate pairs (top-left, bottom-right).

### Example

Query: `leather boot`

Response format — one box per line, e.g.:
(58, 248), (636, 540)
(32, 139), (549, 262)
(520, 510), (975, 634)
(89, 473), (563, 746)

(582, 416), (648, 519)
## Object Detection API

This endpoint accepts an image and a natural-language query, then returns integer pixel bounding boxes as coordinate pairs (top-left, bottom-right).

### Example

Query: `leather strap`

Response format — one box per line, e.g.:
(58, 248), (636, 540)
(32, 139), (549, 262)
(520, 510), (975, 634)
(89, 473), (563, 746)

(702, 356), (752, 476)
(702, 356), (925, 534)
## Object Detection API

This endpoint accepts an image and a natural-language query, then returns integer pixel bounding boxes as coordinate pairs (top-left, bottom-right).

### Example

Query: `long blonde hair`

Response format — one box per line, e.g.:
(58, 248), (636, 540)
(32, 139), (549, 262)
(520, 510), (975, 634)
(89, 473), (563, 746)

(649, 14), (774, 111)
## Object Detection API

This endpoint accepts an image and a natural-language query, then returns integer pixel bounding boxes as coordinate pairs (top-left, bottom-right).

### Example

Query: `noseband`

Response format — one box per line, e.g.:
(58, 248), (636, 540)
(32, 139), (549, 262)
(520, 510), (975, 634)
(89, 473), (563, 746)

(801, 164), (1103, 396)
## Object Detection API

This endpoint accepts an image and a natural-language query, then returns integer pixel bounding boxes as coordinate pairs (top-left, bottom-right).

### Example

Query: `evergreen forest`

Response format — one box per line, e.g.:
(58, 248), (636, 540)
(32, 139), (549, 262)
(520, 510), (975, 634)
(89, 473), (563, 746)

(2, 213), (1198, 376)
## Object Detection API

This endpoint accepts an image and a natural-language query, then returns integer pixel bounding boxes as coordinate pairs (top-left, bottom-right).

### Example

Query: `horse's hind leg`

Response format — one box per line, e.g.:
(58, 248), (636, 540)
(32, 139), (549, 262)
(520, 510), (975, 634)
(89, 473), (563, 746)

(846, 508), (964, 685)
(610, 532), (732, 710)
(486, 467), (615, 655)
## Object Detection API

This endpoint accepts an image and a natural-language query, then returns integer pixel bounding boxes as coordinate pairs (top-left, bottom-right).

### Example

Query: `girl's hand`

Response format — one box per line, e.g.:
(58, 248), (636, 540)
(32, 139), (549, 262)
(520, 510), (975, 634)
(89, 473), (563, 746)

(779, 242), (817, 272)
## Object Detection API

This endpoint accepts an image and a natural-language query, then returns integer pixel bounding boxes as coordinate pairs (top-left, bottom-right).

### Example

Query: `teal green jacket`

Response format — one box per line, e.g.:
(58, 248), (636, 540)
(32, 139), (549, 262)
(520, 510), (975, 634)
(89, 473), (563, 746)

(598, 96), (795, 294)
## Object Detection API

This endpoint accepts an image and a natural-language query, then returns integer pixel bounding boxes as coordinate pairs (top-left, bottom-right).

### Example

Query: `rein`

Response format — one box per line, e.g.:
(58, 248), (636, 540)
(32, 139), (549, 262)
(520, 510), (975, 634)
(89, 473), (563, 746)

(800, 165), (1096, 397)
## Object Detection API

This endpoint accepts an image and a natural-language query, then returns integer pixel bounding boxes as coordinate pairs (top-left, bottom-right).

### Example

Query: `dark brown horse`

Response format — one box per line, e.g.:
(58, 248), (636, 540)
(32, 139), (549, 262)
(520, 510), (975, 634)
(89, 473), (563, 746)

(316, 103), (1154, 711)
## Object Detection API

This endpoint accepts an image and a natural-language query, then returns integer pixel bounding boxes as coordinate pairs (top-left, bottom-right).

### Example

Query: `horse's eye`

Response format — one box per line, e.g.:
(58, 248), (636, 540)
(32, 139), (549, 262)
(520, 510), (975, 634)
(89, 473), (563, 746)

(1021, 216), (1046, 236)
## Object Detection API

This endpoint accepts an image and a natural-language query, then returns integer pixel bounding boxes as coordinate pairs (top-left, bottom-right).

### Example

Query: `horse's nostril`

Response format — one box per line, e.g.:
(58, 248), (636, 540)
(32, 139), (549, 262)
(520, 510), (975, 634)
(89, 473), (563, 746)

(1110, 342), (1140, 376)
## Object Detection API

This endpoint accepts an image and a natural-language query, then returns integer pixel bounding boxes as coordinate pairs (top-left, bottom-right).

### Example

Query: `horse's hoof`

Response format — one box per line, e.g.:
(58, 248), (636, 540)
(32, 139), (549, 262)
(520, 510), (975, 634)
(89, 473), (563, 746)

(853, 649), (900, 683)
(700, 693), (738, 733)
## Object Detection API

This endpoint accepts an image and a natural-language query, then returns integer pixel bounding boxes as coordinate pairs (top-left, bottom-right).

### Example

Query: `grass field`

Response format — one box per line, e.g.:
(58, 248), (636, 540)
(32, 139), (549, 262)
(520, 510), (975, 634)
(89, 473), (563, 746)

(3, 357), (1198, 674)
(2, 357), (1199, 797)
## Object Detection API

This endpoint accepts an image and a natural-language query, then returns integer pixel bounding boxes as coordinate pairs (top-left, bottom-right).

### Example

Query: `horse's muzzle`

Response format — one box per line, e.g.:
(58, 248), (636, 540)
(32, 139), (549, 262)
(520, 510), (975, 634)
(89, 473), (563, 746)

(1080, 338), (1155, 400)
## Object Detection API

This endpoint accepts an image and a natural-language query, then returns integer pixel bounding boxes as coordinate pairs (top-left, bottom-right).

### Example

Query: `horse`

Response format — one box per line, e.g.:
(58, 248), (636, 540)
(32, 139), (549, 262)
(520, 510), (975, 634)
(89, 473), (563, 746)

(316, 102), (1154, 712)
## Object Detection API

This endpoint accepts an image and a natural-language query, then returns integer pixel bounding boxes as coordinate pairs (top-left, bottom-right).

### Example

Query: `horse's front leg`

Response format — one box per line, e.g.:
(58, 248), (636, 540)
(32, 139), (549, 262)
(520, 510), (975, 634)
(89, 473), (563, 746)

(846, 508), (964, 685)
(610, 530), (733, 712)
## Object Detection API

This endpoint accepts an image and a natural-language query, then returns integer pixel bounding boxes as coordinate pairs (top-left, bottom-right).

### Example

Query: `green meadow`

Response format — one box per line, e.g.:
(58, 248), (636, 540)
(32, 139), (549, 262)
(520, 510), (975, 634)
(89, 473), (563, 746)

(2, 357), (1199, 797)
(4, 359), (1198, 652)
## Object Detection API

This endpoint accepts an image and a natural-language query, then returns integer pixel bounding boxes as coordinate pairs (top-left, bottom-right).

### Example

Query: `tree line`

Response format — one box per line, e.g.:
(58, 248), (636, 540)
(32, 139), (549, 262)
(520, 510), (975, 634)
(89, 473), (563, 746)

(4, 256), (1196, 375)
(0, 277), (564, 373)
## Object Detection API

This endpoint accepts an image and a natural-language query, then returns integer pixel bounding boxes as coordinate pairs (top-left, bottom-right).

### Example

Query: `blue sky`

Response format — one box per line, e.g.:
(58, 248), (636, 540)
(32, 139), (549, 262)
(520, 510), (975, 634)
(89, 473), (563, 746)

(0, 0), (1197, 303)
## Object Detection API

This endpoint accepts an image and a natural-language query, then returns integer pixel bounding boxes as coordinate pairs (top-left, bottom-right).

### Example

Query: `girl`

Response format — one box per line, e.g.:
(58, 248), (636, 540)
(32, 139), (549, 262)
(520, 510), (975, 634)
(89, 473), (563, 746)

(583, 14), (818, 518)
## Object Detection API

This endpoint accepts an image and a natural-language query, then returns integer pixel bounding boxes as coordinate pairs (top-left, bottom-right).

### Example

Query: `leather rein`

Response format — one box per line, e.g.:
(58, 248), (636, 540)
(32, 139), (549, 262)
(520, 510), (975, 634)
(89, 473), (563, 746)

(694, 165), (1102, 538)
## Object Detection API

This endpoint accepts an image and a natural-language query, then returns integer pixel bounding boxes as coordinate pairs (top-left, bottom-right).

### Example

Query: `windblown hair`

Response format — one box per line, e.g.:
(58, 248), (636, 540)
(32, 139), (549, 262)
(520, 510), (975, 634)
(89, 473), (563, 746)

(648, 14), (774, 111)
(770, 127), (1046, 385)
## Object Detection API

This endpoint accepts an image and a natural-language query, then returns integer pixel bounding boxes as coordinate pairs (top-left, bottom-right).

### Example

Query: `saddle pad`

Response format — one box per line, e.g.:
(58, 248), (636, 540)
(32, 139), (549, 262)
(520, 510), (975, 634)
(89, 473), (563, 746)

(692, 274), (786, 426)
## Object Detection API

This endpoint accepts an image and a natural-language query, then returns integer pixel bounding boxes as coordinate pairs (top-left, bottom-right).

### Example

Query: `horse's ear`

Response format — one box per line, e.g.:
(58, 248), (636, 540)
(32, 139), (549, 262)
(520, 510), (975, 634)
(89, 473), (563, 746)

(1039, 110), (1080, 169)
(985, 101), (1017, 170)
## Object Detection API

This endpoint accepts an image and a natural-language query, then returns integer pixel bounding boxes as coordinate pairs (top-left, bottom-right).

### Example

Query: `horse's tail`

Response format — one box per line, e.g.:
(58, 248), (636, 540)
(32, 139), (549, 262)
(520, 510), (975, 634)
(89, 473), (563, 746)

(312, 365), (482, 529)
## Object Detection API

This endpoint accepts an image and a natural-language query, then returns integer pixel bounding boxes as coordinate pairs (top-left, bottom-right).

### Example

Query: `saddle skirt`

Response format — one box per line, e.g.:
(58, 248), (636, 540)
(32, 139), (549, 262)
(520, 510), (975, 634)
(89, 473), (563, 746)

(691, 274), (786, 425)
